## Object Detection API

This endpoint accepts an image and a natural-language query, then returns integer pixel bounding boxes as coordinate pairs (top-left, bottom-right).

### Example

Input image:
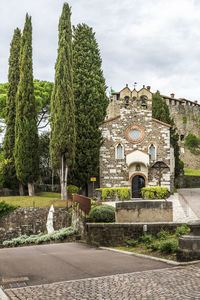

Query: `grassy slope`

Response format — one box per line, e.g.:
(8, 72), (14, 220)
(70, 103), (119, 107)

(0, 192), (70, 207)
(184, 168), (200, 176)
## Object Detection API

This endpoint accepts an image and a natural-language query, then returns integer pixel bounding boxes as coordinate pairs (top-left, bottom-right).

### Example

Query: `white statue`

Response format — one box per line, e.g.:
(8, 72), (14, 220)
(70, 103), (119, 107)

(46, 205), (54, 234)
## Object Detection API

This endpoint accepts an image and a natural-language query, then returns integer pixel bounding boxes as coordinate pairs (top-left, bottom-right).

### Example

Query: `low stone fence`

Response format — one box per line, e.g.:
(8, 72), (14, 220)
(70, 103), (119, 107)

(86, 222), (185, 247)
(0, 207), (71, 245)
(175, 175), (200, 188)
(116, 200), (173, 223)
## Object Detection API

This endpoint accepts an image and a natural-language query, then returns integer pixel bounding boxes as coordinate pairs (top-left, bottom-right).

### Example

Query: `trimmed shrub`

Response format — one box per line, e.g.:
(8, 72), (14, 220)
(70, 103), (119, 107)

(0, 201), (19, 217)
(125, 239), (138, 247)
(175, 224), (190, 237)
(141, 186), (169, 199)
(157, 229), (170, 240)
(139, 234), (154, 245)
(160, 239), (178, 254)
(67, 185), (79, 196)
(97, 187), (131, 200)
(88, 205), (115, 223)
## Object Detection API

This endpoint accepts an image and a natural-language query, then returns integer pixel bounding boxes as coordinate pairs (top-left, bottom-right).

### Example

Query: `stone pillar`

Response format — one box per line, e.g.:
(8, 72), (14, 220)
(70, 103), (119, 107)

(177, 220), (200, 261)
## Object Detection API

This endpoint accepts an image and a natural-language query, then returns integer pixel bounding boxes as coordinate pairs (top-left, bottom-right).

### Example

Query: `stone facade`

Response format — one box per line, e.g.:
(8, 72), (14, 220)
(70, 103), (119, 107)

(107, 85), (200, 169)
(100, 85), (174, 195)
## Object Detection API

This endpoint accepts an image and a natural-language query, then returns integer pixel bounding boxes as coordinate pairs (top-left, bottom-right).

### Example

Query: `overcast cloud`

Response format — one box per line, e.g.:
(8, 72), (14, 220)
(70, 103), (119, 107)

(1, 0), (200, 100)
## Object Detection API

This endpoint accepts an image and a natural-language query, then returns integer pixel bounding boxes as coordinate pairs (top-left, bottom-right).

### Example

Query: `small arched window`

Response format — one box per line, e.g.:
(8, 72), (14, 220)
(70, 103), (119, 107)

(149, 144), (156, 160)
(116, 143), (124, 159)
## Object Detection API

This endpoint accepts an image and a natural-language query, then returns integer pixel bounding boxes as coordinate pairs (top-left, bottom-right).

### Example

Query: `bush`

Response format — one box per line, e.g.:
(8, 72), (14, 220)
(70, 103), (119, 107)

(3, 227), (78, 247)
(149, 241), (160, 251)
(160, 239), (178, 254)
(157, 229), (170, 240)
(125, 239), (138, 247)
(97, 187), (130, 200)
(175, 224), (190, 237)
(67, 185), (79, 196)
(139, 234), (154, 245)
(141, 186), (169, 199)
(0, 201), (19, 217)
(88, 205), (115, 223)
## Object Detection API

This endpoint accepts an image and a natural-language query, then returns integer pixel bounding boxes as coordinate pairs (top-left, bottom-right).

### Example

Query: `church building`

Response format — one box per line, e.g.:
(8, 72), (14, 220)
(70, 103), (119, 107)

(99, 84), (175, 198)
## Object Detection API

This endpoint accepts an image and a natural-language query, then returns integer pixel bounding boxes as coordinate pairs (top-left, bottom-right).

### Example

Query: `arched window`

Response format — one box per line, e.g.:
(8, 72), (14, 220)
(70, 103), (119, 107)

(116, 143), (124, 159)
(149, 144), (156, 160)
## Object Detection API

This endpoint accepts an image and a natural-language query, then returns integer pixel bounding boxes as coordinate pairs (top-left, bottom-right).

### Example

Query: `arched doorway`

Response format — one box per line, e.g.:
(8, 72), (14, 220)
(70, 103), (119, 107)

(132, 175), (145, 198)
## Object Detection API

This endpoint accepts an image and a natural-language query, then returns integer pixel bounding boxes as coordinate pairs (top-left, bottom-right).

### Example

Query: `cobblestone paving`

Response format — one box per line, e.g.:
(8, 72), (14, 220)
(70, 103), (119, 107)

(4, 265), (200, 300)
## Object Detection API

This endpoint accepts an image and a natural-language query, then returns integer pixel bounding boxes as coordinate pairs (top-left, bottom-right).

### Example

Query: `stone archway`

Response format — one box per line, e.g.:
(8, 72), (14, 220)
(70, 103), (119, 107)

(131, 173), (146, 198)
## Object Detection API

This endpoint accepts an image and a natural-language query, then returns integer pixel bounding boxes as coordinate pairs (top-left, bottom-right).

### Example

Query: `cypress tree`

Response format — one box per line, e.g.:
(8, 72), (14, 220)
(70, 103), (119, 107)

(2, 28), (21, 188)
(72, 24), (108, 190)
(50, 3), (76, 200)
(152, 91), (183, 177)
(14, 14), (39, 196)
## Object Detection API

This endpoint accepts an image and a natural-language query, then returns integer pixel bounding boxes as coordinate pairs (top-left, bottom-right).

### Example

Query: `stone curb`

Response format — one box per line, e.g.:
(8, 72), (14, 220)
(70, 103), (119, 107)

(100, 247), (200, 266)
(0, 288), (10, 300)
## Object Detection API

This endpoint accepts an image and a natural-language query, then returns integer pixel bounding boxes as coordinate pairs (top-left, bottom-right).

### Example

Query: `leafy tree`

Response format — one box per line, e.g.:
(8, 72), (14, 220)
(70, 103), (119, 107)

(14, 14), (39, 196)
(185, 133), (200, 154)
(71, 24), (108, 190)
(38, 132), (51, 184)
(152, 91), (183, 177)
(0, 80), (53, 129)
(2, 28), (21, 189)
(50, 3), (76, 200)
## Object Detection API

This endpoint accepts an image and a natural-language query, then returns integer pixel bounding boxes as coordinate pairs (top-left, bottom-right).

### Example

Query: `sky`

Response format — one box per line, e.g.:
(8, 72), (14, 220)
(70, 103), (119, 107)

(1, 0), (200, 101)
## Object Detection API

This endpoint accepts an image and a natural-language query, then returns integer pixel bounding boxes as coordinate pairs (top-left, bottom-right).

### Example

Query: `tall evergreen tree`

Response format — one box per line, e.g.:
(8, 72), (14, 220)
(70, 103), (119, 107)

(2, 28), (21, 188)
(14, 14), (39, 196)
(72, 24), (108, 190)
(152, 91), (183, 177)
(50, 3), (76, 200)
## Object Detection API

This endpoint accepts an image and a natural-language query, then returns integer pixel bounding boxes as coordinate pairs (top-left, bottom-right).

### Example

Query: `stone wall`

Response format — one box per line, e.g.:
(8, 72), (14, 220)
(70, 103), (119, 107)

(115, 200), (173, 223)
(0, 207), (71, 245)
(175, 175), (200, 188)
(86, 222), (184, 247)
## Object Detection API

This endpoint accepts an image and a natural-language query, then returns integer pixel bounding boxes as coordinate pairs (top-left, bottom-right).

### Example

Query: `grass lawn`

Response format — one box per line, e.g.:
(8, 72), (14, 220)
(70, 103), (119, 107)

(0, 192), (71, 208)
(184, 168), (200, 176)
(112, 246), (177, 261)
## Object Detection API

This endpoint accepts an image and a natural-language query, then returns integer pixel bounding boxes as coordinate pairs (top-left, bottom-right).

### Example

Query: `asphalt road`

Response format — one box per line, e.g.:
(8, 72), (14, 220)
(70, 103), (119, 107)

(178, 188), (200, 218)
(0, 242), (171, 286)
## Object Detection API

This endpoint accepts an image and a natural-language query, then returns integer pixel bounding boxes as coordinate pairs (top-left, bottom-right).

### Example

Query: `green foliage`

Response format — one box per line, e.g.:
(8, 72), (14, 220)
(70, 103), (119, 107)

(152, 91), (183, 177)
(67, 185), (79, 196)
(97, 187), (131, 200)
(50, 3), (76, 173)
(38, 132), (51, 184)
(175, 224), (190, 237)
(2, 28), (21, 189)
(3, 227), (77, 247)
(184, 168), (200, 176)
(157, 229), (170, 240)
(184, 133), (200, 155)
(141, 186), (169, 199)
(88, 205), (115, 223)
(125, 239), (138, 247)
(159, 239), (178, 254)
(0, 201), (19, 217)
(70, 23), (108, 188)
(198, 119), (200, 127)
(139, 234), (154, 245)
(0, 83), (8, 119)
(183, 116), (187, 124)
(14, 14), (39, 185)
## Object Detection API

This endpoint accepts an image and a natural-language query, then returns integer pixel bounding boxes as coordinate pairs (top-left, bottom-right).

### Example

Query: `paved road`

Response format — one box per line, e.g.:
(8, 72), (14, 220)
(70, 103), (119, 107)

(4, 265), (200, 300)
(0, 242), (170, 287)
(178, 188), (200, 218)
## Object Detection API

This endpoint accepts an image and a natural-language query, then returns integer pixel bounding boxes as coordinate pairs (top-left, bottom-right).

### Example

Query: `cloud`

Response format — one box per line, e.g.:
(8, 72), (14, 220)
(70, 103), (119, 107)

(1, 0), (200, 100)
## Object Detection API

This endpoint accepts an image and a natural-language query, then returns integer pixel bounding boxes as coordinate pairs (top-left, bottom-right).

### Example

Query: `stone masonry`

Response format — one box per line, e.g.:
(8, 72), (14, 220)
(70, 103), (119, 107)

(99, 85), (174, 193)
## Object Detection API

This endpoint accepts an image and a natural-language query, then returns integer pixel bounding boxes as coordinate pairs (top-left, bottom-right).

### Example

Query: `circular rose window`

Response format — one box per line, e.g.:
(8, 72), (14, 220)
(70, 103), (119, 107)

(125, 125), (145, 143)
